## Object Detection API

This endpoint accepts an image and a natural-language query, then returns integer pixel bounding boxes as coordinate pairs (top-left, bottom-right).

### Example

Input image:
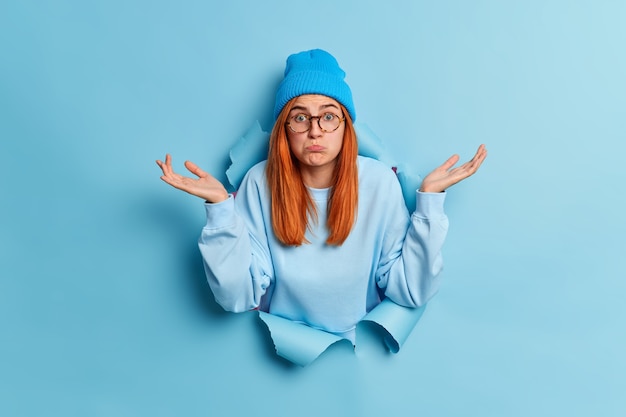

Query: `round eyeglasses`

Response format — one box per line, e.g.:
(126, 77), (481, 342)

(286, 112), (345, 133)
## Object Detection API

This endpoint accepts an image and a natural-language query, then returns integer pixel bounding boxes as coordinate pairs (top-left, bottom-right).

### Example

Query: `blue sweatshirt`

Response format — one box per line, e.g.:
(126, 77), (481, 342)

(199, 156), (448, 342)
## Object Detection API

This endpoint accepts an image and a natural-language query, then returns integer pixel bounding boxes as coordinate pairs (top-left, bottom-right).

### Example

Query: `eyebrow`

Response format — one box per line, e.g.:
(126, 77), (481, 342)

(289, 103), (341, 113)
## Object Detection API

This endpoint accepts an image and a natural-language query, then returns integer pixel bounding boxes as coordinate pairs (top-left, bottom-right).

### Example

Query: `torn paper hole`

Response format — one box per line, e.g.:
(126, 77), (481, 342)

(226, 121), (428, 366)
(259, 299), (427, 366)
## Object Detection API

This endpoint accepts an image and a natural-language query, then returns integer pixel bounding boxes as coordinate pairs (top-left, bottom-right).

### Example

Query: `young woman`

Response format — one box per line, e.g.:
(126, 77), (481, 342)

(156, 49), (487, 343)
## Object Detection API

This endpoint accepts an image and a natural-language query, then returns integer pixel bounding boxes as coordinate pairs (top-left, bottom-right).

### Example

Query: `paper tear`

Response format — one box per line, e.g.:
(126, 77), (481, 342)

(258, 312), (349, 367)
(354, 122), (393, 163)
(258, 299), (427, 366)
(354, 122), (422, 212)
(226, 121), (429, 366)
(361, 298), (427, 353)
(225, 121), (270, 191)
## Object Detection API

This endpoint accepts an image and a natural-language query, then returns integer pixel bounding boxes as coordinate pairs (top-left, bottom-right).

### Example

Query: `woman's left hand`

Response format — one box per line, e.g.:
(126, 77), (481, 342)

(419, 144), (488, 193)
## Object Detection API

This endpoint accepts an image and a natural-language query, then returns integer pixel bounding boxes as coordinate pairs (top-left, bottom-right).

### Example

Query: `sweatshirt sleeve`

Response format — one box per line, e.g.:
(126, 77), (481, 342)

(198, 168), (274, 313)
(377, 188), (449, 308)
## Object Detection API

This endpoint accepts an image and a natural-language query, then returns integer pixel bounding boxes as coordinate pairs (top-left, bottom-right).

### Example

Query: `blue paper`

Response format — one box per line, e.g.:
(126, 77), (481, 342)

(259, 298), (427, 366)
(228, 121), (428, 365)
(258, 312), (348, 367)
(361, 298), (427, 353)
(354, 122), (422, 211)
(225, 120), (270, 191)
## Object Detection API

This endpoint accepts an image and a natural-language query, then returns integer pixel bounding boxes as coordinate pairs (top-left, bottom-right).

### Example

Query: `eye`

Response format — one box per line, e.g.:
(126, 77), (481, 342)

(293, 114), (308, 123)
(322, 113), (336, 121)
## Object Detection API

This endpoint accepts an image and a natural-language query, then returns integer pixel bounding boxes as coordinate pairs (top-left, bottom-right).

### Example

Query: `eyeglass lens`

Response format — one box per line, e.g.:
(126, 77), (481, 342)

(288, 113), (342, 133)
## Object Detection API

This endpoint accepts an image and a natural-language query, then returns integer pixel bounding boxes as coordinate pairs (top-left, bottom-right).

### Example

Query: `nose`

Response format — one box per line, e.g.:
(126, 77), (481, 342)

(308, 117), (323, 138)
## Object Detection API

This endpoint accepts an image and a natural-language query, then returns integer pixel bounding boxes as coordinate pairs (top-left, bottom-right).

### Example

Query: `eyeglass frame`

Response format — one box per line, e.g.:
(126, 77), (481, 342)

(285, 112), (346, 134)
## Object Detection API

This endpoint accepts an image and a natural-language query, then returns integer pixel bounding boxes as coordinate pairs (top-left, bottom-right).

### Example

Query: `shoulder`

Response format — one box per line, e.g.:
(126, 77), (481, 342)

(247, 160), (267, 176)
(236, 160), (268, 196)
(355, 156), (408, 219)
(357, 156), (405, 204)
(241, 160), (267, 184)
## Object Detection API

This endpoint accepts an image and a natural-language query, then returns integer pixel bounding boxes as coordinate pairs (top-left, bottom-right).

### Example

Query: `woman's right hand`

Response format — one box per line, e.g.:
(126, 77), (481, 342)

(156, 154), (229, 203)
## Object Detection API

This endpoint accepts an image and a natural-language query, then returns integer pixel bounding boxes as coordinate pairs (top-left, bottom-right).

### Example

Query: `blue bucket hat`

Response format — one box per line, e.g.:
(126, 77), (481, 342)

(273, 49), (356, 122)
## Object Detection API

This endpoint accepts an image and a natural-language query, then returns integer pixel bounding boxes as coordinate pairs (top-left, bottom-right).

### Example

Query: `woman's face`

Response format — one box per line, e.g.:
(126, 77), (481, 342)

(285, 94), (345, 174)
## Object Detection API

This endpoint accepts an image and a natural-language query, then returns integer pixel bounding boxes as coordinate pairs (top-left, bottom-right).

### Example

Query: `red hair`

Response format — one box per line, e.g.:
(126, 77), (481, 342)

(266, 99), (358, 246)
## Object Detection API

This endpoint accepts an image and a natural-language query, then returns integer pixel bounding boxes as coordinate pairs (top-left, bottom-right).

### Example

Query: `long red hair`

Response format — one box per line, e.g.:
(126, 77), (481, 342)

(266, 98), (358, 246)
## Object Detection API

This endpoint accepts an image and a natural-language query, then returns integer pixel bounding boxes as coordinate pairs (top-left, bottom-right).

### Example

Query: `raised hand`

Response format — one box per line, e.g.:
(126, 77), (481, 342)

(156, 154), (229, 203)
(419, 144), (488, 193)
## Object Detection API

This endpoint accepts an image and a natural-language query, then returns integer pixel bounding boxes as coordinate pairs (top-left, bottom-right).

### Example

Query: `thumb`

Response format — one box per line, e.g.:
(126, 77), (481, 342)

(184, 160), (207, 178)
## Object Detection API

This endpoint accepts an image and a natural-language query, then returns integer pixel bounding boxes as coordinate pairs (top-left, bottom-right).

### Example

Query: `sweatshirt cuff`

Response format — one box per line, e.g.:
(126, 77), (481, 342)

(414, 190), (446, 219)
(203, 194), (237, 229)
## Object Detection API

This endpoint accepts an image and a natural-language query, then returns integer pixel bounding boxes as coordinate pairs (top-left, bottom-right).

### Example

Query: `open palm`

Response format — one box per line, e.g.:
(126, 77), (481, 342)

(156, 154), (229, 203)
(419, 144), (488, 193)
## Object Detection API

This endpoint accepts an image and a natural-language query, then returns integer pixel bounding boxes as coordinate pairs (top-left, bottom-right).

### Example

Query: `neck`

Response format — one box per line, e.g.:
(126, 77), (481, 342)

(300, 163), (336, 189)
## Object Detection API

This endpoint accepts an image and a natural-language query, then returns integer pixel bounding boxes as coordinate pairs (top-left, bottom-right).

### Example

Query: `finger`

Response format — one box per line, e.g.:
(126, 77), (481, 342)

(184, 160), (208, 178)
(466, 145), (484, 163)
(160, 174), (180, 188)
(470, 145), (488, 169)
(440, 154), (460, 171)
(161, 172), (194, 190)
(158, 154), (174, 177)
(156, 153), (168, 166)
(458, 158), (482, 177)
(156, 159), (173, 177)
(474, 145), (487, 162)
(462, 145), (486, 165)
(161, 154), (171, 170)
(455, 147), (487, 178)
(160, 174), (171, 184)
(160, 167), (186, 184)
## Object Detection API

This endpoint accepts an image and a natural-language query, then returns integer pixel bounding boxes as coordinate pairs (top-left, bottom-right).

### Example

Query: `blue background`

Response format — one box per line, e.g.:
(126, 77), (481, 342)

(2, 1), (625, 415)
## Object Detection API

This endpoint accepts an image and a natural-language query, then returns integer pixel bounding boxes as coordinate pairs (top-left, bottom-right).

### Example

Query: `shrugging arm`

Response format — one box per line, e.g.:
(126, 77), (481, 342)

(198, 165), (274, 312)
(376, 188), (449, 308)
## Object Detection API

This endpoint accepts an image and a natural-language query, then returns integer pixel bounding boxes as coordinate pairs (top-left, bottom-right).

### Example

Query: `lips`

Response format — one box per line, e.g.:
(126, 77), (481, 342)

(306, 145), (325, 151)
